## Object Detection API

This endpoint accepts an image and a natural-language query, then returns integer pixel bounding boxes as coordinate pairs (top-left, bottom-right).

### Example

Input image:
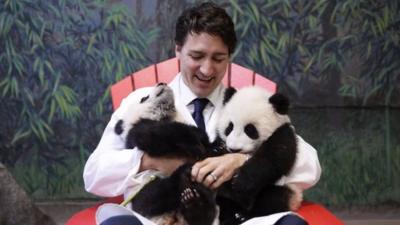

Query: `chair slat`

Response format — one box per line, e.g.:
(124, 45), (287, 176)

(132, 65), (157, 89)
(110, 59), (278, 110)
(156, 58), (180, 83)
(254, 73), (277, 93)
(110, 75), (134, 110)
(229, 63), (255, 89)
(222, 63), (230, 87)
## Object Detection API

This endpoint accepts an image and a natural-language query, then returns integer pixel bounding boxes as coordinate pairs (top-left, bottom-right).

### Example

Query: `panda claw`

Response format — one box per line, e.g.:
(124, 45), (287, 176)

(180, 187), (200, 208)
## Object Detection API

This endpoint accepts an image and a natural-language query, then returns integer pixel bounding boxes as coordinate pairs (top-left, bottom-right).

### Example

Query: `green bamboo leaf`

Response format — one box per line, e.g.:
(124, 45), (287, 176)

(277, 33), (287, 51)
(10, 76), (19, 96)
(13, 56), (24, 76)
(5, 37), (13, 57)
(366, 42), (372, 59)
(104, 54), (112, 71)
(249, 2), (260, 24)
(260, 42), (268, 65)
(272, 21), (277, 34)
(363, 85), (381, 105)
(39, 22), (46, 45)
(23, 88), (35, 106)
(0, 78), (8, 87)
(42, 120), (54, 135)
(36, 120), (48, 142)
(48, 4), (61, 18)
(312, 0), (328, 12)
(48, 99), (56, 122)
(304, 56), (315, 72)
(30, 121), (40, 140)
(44, 60), (55, 74)
(2, 80), (10, 96)
(122, 44), (129, 57)
(86, 34), (96, 53)
(39, 61), (45, 84)
(262, 0), (281, 10)
(308, 15), (317, 28)
(51, 73), (61, 95)
(11, 130), (32, 145)
(240, 20), (251, 38)
(0, 13), (6, 36)
(2, 13), (13, 36)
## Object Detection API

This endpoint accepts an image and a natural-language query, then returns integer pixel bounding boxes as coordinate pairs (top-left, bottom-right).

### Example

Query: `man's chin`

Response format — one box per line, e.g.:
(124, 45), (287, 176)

(193, 87), (212, 98)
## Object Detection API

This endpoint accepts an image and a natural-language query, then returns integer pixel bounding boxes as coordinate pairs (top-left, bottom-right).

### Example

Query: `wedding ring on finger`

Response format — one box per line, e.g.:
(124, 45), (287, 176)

(209, 173), (218, 182)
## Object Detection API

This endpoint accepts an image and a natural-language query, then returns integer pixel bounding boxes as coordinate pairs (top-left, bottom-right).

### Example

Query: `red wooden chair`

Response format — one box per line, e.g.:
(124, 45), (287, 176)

(67, 58), (344, 225)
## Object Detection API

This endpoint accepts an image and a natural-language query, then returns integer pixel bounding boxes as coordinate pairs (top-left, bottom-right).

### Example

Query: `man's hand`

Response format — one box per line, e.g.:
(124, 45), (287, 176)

(140, 153), (186, 176)
(191, 153), (248, 189)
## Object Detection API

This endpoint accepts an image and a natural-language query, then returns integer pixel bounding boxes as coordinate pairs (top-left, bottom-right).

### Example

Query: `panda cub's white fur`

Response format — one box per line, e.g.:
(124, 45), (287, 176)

(115, 83), (186, 141)
(218, 86), (290, 153)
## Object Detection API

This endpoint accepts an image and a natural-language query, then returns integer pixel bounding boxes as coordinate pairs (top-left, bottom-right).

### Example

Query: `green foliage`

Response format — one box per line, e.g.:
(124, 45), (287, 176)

(0, 0), (156, 197)
(333, 1), (400, 105)
(229, 0), (400, 106)
(292, 108), (400, 206)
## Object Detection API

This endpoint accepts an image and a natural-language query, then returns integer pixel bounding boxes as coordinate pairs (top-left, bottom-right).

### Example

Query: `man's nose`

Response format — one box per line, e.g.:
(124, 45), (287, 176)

(199, 59), (214, 76)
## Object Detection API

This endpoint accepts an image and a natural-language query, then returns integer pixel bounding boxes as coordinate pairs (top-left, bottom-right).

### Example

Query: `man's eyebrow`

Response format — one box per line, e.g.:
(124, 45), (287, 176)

(189, 50), (228, 56)
(213, 52), (229, 57)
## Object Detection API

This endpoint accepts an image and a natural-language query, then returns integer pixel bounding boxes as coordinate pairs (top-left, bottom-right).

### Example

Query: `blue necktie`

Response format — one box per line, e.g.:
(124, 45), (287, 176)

(192, 98), (209, 131)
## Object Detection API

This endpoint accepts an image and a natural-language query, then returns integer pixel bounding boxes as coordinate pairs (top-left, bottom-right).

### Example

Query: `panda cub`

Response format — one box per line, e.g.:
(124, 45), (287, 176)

(216, 86), (302, 225)
(113, 83), (219, 225)
(115, 83), (214, 159)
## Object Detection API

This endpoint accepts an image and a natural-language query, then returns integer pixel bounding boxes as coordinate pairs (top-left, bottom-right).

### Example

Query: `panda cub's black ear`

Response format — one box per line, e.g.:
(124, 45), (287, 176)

(269, 93), (289, 115)
(223, 87), (237, 105)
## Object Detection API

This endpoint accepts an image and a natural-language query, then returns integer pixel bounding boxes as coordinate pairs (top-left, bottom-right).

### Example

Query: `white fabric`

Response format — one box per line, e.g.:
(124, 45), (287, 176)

(96, 203), (156, 225)
(84, 73), (322, 224)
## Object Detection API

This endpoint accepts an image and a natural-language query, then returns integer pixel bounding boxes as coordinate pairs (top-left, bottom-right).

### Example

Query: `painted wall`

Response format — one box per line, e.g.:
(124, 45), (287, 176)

(1, 0), (399, 207)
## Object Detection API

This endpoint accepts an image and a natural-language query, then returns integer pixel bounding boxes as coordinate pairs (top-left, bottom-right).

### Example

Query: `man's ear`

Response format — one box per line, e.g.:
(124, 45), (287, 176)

(175, 45), (182, 58)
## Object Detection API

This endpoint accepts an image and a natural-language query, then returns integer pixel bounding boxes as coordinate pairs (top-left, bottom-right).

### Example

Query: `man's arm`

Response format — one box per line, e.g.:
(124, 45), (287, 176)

(83, 87), (189, 197)
(191, 135), (321, 190)
(277, 135), (322, 190)
(83, 88), (152, 197)
(83, 108), (143, 197)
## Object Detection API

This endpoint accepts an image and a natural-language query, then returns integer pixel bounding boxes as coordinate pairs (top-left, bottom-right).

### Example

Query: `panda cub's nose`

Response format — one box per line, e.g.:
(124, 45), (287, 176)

(229, 148), (242, 153)
(157, 82), (167, 86)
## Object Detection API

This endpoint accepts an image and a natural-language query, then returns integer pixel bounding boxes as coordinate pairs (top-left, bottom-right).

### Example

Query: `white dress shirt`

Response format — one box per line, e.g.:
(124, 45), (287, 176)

(84, 73), (322, 225)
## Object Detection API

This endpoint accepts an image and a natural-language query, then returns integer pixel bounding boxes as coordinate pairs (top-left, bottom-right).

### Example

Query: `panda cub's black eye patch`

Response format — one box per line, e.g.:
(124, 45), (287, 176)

(140, 95), (149, 103)
(115, 120), (124, 135)
(225, 122), (233, 136)
(244, 124), (259, 139)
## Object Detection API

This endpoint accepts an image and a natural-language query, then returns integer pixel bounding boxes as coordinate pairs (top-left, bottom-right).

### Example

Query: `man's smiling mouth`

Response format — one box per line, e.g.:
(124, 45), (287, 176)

(195, 75), (213, 82)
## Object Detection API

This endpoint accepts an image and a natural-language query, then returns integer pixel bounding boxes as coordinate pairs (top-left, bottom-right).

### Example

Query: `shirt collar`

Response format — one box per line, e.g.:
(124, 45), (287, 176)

(177, 73), (224, 107)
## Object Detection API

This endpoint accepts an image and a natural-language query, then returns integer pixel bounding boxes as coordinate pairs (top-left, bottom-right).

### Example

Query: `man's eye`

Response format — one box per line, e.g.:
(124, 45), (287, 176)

(191, 55), (203, 60)
(213, 57), (226, 63)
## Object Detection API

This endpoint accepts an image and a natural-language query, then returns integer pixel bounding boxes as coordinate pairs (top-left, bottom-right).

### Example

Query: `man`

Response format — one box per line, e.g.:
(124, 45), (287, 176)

(83, 2), (321, 225)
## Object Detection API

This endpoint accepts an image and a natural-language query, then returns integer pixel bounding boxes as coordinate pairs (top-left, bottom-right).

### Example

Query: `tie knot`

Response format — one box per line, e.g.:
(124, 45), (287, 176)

(193, 98), (209, 113)
(192, 98), (209, 131)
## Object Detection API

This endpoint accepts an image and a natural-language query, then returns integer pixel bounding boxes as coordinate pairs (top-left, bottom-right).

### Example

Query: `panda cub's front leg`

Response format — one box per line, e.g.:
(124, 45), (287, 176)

(126, 119), (211, 160)
(180, 186), (218, 225)
(177, 164), (218, 225)
(229, 155), (269, 210)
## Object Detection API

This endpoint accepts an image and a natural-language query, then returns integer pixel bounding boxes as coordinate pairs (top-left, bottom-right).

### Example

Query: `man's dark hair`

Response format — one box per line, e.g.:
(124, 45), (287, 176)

(175, 2), (237, 55)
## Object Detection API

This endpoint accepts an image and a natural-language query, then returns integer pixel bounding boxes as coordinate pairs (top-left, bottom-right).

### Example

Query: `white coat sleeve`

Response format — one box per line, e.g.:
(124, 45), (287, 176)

(277, 135), (322, 190)
(83, 88), (151, 197)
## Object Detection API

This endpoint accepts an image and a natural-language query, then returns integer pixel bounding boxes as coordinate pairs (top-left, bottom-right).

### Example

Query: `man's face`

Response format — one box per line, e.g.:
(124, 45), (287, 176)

(176, 33), (230, 98)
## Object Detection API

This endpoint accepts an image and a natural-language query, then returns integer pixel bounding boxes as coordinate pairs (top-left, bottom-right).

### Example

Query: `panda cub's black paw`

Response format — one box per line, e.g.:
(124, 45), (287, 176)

(179, 187), (217, 225)
(180, 187), (200, 208)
